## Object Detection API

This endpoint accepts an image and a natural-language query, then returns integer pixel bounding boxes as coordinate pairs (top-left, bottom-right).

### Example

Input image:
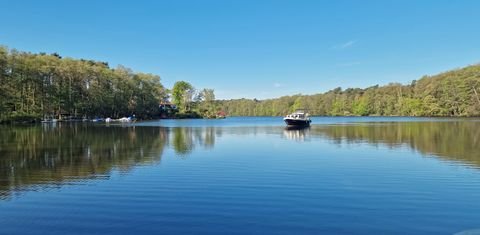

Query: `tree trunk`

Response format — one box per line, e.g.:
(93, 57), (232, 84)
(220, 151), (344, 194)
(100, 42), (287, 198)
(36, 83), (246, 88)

(473, 86), (480, 106)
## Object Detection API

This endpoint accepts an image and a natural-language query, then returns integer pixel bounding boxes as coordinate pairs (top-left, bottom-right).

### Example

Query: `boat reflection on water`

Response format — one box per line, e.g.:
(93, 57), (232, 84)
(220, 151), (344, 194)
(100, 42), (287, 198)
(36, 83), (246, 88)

(283, 126), (310, 141)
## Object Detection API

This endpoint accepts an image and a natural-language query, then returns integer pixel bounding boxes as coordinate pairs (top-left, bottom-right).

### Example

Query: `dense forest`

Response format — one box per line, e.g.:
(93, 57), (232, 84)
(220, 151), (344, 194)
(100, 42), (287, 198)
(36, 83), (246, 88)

(0, 46), (171, 122)
(219, 64), (480, 117)
(0, 46), (220, 122)
(1, 45), (480, 122)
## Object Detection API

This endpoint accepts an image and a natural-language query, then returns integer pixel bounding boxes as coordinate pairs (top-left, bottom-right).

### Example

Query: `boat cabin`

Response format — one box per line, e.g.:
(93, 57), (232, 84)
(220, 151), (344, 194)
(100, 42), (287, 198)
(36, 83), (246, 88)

(285, 112), (308, 119)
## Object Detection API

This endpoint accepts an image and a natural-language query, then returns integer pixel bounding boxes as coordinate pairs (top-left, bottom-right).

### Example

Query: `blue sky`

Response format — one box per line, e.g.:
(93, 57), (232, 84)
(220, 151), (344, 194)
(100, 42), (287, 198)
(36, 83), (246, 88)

(1, 0), (480, 99)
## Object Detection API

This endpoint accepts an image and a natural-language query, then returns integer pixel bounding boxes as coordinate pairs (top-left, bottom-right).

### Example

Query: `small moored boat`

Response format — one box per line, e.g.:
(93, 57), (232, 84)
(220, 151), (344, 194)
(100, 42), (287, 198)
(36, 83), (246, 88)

(41, 118), (58, 123)
(283, 110), (311, 127)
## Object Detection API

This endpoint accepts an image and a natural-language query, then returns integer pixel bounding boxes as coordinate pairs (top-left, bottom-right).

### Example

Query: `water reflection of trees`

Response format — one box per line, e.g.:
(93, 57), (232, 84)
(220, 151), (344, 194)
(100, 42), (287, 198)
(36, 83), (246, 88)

(170, 127), (217, 156)
(310, 122), (480, 167)
(2, 121), (479, 199)
(0, 124), (169, 199)
(0, 125), (222, 199)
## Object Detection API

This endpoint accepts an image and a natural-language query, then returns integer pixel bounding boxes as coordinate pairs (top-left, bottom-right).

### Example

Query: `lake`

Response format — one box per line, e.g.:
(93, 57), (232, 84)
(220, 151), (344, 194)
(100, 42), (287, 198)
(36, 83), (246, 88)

(1, 117), (480, 235)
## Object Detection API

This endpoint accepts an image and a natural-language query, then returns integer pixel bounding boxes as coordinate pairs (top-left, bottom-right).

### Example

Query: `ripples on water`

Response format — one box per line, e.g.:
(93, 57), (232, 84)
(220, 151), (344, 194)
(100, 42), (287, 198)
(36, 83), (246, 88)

(0, 117), (480, 235)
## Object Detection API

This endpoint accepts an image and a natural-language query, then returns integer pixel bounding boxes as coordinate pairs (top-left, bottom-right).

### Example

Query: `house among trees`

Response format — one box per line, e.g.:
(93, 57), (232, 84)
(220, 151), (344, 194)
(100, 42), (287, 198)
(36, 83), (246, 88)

(159, 102), (178, 118)
(216, 111), (226, 118)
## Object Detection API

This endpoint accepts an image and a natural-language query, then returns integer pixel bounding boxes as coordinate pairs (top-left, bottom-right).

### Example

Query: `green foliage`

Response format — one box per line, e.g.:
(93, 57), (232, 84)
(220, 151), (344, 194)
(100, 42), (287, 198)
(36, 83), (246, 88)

(218, 64), (480, 117)
(2, 44), (479, 120)
(352, 98), (369, 116)
(171, 84), (220, 118)
(195, 89), (219, 118)
(172, 81), (194, 113)
(0, 46), (168, 122)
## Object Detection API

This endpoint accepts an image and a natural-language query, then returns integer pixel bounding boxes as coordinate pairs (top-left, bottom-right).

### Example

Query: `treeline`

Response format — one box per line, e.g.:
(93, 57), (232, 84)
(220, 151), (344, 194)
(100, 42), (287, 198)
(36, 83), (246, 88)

(0, 46), (168, 122)
(2, 45), (480, 120)
(219, 64), (480, 117)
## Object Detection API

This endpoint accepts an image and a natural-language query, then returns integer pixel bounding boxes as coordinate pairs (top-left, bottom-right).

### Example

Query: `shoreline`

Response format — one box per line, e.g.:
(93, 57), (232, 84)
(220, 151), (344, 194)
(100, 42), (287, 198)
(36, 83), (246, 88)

(2, 115), (479, 125)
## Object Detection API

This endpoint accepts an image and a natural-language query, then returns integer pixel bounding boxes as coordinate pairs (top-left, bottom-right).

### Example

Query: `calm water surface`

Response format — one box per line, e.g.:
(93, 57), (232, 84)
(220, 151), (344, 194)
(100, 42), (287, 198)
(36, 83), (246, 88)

(1, 117), (480, 235)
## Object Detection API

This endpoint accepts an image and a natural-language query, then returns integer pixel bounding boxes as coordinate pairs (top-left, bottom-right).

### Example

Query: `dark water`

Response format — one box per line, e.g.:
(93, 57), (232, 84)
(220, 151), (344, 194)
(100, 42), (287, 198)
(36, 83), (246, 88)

(1, 117), (480, 235)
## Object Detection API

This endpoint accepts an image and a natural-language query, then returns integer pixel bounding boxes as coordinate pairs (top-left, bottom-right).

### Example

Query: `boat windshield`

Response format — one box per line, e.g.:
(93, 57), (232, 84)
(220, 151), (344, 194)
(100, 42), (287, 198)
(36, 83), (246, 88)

(287, 112), (308, 119)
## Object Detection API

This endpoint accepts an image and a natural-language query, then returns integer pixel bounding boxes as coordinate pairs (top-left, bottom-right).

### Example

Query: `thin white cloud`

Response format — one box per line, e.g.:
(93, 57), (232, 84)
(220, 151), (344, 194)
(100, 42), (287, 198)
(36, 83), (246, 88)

(273, 82), (284, 88)
(333, 40), (356, 49)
